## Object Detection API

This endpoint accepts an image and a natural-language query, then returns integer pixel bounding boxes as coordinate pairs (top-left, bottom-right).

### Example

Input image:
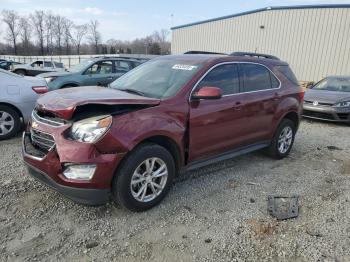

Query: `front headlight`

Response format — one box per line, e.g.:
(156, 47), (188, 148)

(44, 76), (57, 83)
(334, 101), (350, 107)
(68, 115), (112, 143)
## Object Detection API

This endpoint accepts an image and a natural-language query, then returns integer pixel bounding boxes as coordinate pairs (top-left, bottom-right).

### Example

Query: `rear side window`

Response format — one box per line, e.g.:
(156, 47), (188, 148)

(54, 62), (64, 68)
(275, 65), (299, 85)
(198, 64), (240, 95)
(241, 64), (279, 92)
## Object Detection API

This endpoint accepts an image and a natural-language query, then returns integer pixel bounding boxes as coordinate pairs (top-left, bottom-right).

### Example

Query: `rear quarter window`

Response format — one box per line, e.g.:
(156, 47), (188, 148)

(275, 65), (299, 85)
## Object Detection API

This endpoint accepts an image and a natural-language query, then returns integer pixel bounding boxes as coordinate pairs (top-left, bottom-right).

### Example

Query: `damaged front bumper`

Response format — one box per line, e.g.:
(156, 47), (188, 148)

(22, 122), (122, 206)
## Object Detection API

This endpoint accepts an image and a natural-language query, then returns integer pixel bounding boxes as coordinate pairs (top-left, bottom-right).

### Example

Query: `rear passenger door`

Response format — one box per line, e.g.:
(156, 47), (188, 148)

(189, 63), (247, 162)
(239, 63), (281, 144)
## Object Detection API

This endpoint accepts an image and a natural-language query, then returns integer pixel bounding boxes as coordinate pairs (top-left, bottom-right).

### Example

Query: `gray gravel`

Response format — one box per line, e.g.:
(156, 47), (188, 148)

(1, 119), (350, 261)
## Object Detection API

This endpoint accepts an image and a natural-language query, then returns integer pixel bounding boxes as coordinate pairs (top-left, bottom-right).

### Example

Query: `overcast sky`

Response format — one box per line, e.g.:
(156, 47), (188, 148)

(0, 0), (349, 42)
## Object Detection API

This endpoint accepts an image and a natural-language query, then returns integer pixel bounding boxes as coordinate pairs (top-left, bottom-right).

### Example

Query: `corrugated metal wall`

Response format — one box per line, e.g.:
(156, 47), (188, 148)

(172, 8), (350, 81)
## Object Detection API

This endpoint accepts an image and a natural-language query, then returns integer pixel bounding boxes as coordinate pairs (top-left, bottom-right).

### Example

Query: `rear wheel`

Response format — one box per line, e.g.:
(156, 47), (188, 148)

(112, 143), (175, 212)
(267, 119), (296, 159)
(0, 105), (21, 140)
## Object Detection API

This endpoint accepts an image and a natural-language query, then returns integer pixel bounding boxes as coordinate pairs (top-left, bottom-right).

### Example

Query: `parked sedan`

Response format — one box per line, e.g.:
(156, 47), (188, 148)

(303, 76), (350, 123)
(38, 57), (144, 90)
(12, 60), (65, 76)
(0, 69), (48, 140)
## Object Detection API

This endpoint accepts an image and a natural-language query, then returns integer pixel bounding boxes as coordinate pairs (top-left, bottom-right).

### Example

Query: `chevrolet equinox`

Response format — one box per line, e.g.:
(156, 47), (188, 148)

(22, 52), (304, 211)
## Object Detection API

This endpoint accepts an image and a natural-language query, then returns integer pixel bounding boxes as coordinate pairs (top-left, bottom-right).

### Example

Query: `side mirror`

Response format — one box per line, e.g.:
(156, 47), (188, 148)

(192, 86), (222, 100)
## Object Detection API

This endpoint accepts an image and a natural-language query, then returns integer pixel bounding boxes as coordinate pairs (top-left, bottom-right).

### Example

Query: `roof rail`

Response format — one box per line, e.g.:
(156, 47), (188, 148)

(93, 56), (149, 61)
(230, 52), (280, 60)
(184, 51), (227, 55)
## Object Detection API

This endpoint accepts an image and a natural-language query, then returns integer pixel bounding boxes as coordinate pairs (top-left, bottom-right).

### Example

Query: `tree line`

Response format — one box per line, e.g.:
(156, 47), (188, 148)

(0, 9), (171, 56)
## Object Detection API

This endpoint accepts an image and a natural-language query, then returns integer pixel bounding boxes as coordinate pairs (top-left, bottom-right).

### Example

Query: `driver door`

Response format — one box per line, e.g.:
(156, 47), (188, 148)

(188, 63), (247, 163)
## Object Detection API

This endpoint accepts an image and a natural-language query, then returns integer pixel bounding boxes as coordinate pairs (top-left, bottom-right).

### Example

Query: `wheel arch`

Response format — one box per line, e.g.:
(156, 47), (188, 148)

(0, 102), (24, 120)
(281, 111), (300, 129)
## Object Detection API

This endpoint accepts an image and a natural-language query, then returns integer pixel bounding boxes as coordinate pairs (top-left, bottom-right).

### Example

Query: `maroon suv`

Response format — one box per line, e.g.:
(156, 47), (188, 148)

(22, 52), (304, 211)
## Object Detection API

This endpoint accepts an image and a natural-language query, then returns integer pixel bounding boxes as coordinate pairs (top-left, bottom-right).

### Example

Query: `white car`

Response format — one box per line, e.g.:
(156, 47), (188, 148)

(0, 69), (48, 140)
(12, 60), (65, 76)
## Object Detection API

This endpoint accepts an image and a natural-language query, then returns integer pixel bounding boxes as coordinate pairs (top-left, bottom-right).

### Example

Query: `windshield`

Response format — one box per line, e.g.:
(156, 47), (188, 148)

(109, 58), (202, 99)
(69, 59), (94, 72)
(312, 78), (350, 92)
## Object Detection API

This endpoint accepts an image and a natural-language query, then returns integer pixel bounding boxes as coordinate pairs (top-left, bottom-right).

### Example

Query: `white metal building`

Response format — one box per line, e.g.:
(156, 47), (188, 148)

(171, 5), (350, 81)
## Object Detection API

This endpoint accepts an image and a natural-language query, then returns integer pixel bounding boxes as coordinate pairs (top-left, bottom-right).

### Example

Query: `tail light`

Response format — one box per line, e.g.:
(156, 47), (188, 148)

(32, 86), (48, 94)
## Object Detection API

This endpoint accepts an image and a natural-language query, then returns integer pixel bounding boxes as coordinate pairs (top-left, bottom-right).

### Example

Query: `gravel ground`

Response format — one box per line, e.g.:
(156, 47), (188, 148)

(1, 119), (350, 262)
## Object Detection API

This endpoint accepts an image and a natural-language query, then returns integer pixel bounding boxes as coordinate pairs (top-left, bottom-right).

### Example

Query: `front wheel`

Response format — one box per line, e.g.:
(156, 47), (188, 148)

(112, 143), (175, 212)
(267, 119), (296, 159)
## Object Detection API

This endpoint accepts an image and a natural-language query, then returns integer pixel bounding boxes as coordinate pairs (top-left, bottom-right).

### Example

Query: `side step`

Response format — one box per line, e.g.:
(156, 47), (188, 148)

(185, 142), (269, 171)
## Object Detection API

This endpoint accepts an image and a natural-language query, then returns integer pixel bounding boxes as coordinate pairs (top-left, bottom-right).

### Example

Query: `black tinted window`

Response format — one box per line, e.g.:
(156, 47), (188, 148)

(242, 64), (275, 92)
(275, 65), (299, 85)
(198, 64), (239, 95)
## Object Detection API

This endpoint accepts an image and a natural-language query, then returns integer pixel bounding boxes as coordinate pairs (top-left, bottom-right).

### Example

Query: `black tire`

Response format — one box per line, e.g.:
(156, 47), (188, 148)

(0, 105), (21, 140)
(267, 119), (296, 159)
(112, 143), (175, 212)
(15, 69), (26, 76)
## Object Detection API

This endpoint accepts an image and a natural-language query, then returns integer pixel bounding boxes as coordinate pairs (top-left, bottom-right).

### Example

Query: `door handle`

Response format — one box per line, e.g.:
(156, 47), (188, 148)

(233, 101), (242, 110)
(273, 92), (281, 101)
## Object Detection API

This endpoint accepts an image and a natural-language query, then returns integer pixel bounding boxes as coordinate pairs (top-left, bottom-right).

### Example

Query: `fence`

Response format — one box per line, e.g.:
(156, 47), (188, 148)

(0, 54), (158, 68)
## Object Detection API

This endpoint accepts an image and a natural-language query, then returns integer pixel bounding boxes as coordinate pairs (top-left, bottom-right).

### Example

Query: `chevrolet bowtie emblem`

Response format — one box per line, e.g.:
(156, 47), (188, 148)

(32, 121), (39, 128)
(313, 101), (319, 106)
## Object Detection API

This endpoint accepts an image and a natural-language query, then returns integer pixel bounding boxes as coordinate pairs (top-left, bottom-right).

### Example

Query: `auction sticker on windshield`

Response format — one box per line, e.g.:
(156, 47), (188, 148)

(172, 64), (198, 71)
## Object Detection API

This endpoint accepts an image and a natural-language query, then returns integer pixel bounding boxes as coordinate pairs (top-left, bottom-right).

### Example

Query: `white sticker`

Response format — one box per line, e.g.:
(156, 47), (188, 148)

(172, 64), (198, 71)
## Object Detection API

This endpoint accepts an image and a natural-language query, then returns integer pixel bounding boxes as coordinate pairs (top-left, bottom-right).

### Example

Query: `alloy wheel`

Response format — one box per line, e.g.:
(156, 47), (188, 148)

(278, 126), (293, 154)
(0, 111), (15, 136)
(130, 157), (168, 203)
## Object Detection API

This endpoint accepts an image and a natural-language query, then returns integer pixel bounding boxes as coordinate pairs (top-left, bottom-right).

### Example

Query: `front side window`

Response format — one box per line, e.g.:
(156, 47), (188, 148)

(197, 64), (240, 95)
(110, 59), (202, 99)
(32, 61), (43, 68)
(241, 64), (278, 92)
(85, 61), (113, 75)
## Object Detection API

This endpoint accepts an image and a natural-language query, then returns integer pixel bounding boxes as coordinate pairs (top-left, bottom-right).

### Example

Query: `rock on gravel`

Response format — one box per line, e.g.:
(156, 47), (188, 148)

(1, 120), (350, 261)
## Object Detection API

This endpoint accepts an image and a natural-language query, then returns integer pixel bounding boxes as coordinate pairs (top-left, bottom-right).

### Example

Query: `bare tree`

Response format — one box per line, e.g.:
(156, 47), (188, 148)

(19, 16), (32, 55)
(62, 18), (74, 55)
(31, 10), (45, 55)
(71, 24), (87, 55)
(53, 15), (64, 54)
(45, 12), (55, 55)
(1, 10), (21, 55)
(88, 20), (101, 54)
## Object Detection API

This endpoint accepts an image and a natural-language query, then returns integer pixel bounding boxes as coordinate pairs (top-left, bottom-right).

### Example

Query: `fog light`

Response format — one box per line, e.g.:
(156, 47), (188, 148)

(62, 164), (96, 180)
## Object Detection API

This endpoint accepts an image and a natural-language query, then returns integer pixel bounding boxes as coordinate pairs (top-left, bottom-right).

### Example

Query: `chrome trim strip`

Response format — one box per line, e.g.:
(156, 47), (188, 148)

(32, 110), (65, 127)
(22, 132), (45, 161)
(189, 61), (281, 102)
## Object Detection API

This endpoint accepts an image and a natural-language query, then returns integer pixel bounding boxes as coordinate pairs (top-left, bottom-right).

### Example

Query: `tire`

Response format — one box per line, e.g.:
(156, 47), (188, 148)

(15, 69), (26, 76)
(0, 105), (21, 140)
(112, 143), (175, 212)
(267, 119), (296, 159)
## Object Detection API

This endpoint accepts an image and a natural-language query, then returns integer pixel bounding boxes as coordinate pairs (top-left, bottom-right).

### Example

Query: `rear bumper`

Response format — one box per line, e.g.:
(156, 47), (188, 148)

(303, 104), (350, 122)
(25, 163), (110, 206)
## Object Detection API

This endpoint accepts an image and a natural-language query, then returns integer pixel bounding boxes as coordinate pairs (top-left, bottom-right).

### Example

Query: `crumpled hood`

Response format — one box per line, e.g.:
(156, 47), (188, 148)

(36, 86), (160, 120)
(304, 89), (350, 104)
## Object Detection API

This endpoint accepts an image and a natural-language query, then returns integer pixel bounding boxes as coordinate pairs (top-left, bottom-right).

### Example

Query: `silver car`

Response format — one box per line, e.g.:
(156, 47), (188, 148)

(303, 76), (350, 123)
(0, 69), (48, 140)
(12, 60), (65, 76)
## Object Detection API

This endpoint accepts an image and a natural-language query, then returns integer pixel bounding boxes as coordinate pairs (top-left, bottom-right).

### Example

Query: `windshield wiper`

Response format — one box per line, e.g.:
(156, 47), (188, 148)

(119, 88), (145, 97)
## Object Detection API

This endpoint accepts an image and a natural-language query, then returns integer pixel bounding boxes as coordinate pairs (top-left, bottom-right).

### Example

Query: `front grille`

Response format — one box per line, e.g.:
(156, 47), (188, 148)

(32, 110), (66, 127)
(303, 110), (335, 120)
(337, 113), (349, 120)
(31, 129), (55, 152)
(304, 100), (333, 106)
